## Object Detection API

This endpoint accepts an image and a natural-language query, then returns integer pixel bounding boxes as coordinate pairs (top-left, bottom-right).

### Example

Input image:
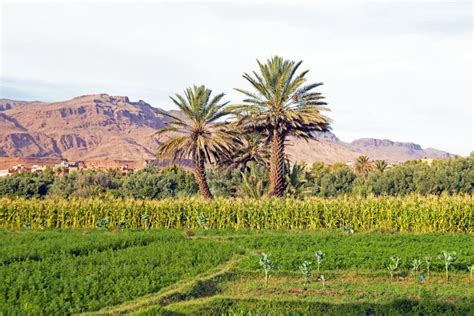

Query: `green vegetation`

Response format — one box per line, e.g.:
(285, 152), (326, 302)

(259, 253), (276, 287)
(0, 55), (472, 315)
(299, 260), (312, 286)
(1, 195), (472, 232)
(0, 229), (472, 314)
(232, 56), (330, 197)
(439, 250), (457, 282)
(0, 155), (472, 200)
(0, 229), (238, 314)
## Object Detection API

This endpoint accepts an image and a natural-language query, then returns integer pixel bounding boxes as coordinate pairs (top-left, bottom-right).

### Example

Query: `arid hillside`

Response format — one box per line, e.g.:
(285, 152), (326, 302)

(0, 94), (454, 167)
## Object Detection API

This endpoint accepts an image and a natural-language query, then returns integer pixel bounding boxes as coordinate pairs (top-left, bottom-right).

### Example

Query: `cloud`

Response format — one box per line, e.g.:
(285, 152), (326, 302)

(1, 1), (472, 155)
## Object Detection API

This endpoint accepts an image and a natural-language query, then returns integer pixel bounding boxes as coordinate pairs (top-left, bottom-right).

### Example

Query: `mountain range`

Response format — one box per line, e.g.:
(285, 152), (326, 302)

(0, 94), (454, 168)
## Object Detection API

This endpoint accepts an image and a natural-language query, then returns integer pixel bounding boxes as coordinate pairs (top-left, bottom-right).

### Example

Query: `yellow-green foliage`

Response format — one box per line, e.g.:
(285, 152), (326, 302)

(0, 195), (472, 232)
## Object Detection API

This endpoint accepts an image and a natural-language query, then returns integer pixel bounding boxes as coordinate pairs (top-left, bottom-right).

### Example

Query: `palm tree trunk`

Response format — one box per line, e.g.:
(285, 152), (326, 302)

(269, 131), (286, 197)
(194, 158), (213, 199)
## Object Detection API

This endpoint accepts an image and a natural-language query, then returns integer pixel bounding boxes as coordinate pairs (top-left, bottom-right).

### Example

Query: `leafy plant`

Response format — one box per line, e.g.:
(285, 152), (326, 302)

(424, 256), (432, 277)
(238, 163), (267, 198)
(386, 256), (401, 281)
(468, 264), (474, 279)
(96, 217), (110, 229)
(196, 214), (209, 230)
(117, 220), (128, 231)
(141, 213), (150, 229)
(285, 162), (310, 198)
(318, 274), (326, 288)
(439, 251), (457, 282)
(259, 253), (276, 287)
(314, 250), (325, 274)
(411, 258), (422, 280)
(343, 226), (354, 234)
(299, 260), (312, 286)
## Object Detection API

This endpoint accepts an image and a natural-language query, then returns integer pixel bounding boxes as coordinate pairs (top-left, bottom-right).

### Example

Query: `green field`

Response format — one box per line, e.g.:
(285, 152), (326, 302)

(1, 229), (473, 315)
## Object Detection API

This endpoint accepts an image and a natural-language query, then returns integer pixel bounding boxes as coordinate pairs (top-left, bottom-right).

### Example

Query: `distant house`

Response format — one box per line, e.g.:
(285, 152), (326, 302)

(8, 164), (32, 174)
(31, 165), (47, 174)
(119, 165), (134, 176)
(54, 160), (80, 175)
(0, 169), (9, 177)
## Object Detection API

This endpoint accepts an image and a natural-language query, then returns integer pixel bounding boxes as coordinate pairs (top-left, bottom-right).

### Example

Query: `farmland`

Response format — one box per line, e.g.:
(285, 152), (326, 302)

(1, 195), (473, 314)
(0, 228), (473, 314)
(1, 195), (472, 232)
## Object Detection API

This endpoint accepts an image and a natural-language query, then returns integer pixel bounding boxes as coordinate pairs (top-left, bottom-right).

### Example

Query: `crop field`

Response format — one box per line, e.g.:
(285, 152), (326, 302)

(1, 195), (472, 232)
(1, 228), (473, 315)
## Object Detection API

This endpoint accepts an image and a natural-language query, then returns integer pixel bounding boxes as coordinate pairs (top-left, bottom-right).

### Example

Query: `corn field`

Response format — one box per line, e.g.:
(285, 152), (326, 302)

(0, 195), (472, 232)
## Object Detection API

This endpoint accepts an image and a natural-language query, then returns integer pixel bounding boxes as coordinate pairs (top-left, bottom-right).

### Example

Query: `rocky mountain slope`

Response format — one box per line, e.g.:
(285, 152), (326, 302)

(0, 94), (454, 166)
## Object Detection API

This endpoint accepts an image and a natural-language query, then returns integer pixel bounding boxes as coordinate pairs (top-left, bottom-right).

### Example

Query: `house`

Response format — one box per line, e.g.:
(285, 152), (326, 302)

(8, 164), (32, 174)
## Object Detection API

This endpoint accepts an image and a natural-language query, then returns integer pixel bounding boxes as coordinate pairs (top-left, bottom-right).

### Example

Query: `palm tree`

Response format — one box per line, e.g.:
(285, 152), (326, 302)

(219, 133), (270, 171)
(238, 162), (268, 198)
(233, 56), (331, 197)
(156, 85), (236, 199)
(285, 162), (311, 198)
(374, 160), (388, 174)
(355, 155), (373, 179)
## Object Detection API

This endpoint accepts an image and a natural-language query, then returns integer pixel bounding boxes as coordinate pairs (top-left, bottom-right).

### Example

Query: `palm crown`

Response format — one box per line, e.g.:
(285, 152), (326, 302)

(234, 56), (331, 139)
(355, 155), (373, 178)
(156, 85), (236, 199)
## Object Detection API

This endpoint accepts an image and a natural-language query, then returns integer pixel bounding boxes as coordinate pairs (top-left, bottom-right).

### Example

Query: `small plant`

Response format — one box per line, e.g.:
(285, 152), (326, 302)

(343, 226), (354, 234)
(96, 217), (110, 229)
(314, 250), (325, 274)
(386, 256), (401, 281)
(467, 264), (474, 279)
(117, 220), (128, 231)
(299, 260), (312, 286)
(418, 273), (426, 282)
(22, 222), (32, 230)
(259, 253), (275, 287)
(141, 213), (150, 229)
(411, 258), (422, 280)
(318, 274), (326, 288)
(196, 214), (209, 230)
(424, 256), (432, 277)
(439, 251), (456, 282)
(38, 218), (46, 229)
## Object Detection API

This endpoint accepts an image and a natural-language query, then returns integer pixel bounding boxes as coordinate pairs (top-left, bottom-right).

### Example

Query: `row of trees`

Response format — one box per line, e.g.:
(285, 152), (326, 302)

(156, 56), (331, 199)
(0, 156), (471, 199)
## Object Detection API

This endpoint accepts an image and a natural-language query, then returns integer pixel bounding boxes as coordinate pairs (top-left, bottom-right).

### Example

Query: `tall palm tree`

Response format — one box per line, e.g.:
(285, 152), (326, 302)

(156, 85), (236, 199)
(233, 56), (331, 197)
(374, 160), (388, 174)
(355, 155), (373, 179)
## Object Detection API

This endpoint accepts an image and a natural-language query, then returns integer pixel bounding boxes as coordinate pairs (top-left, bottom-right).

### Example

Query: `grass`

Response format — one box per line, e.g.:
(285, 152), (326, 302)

(0, 229), (238, 314)
(0, 228), (473, 315)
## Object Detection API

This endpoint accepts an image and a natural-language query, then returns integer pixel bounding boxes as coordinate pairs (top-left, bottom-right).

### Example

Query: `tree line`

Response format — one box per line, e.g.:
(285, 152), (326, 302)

(0, 155), (471, 199)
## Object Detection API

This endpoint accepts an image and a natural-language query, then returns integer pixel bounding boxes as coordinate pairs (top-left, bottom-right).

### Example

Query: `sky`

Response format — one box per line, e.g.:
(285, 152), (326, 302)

(0, 1), (472, 155)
